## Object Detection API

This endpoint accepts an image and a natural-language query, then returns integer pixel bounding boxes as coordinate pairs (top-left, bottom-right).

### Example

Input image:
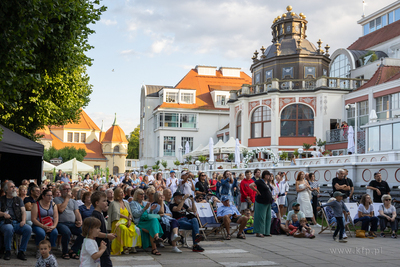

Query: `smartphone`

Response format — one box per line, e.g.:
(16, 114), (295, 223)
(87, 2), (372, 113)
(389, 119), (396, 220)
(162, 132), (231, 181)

(30, 179), (34, 183)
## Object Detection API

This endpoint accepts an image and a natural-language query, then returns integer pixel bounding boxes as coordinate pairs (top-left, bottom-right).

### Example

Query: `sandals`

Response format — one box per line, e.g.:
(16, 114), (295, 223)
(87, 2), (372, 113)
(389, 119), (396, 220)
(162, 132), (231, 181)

(237, 233), (246, 239)
(225, 234), (231, 240)
(151, 249), (161, 256)
(61, 254), (70, 260)
(154, 237), (164, 245)
(68, 251), (79, 260)
(256, 233), (265, 238)
(369, 232), (377, 238)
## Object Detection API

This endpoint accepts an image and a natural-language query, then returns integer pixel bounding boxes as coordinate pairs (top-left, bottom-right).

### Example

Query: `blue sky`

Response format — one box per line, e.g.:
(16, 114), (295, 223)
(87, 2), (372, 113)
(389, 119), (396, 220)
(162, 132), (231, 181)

(84, 0), (394, 134)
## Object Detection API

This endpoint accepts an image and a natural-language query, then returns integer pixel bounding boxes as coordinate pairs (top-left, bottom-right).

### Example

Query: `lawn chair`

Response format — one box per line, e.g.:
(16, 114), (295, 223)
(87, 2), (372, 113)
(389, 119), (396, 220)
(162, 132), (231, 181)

(215, 202), (240, 236)
(318, 202), (352, 237)
(195, 202), (225, 239)
(345, 202), (361, 235)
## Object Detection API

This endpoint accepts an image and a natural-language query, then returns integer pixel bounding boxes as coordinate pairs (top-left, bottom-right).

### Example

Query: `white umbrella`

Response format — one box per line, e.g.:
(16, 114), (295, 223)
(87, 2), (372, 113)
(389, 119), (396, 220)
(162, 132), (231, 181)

(178, 145), (183, 162)
(209, 137), (214, 162)
(56, 158), (94, 173)
(234, 138), (241, 167)
(72, 158), (78, 181)
(347, 126), (355, 154)
(42, 161), (56, 171)
(185, 141), (190, 155)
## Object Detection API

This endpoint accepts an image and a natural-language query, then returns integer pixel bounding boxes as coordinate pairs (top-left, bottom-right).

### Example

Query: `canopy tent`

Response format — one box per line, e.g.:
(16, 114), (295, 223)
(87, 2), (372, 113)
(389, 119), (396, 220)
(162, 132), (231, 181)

(56, 158), (94, 173)
(43, 161), (56, 172)
(200, 140), (224, 155)
(185, 144), (204, 157)
(0, 124), (44, 185)
(220, 137), (247, 154)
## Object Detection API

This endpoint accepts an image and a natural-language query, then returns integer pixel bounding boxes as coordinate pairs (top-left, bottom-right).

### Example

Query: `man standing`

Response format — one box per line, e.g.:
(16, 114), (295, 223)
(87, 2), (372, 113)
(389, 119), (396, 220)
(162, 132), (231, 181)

(240, 170), (256, 213)
(54, 183), (84, 260)
(147, 169), (155, 183)
(367, 172), (390, 203)
(61, 173), (70, 184)
(166, 170), (179, 194)
(179, 171), (195, 196)
(332, 169), (353, 203)
(55, 169), (63, 182)
(344, 169), (354, 200)
(252, 169), (261, 182)
(0, 181), (32, 260)
(217, 196), (248, 240)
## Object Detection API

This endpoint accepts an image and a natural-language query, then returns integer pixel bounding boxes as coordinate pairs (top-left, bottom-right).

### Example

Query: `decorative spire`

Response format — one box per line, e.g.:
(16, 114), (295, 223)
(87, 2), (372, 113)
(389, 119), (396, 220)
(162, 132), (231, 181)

(260, 46), (266, 59)
(113, 113), (118, 126)
(101, 120), (104, 132)
(317, 39), (324, 54)
(324, 44), (330, 57)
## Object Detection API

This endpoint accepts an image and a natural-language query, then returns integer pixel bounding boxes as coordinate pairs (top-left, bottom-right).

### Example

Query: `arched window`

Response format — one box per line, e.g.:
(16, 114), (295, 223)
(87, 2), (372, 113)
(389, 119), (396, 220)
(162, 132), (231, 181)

(236, 111), (242, 141)
(251, 106), (271, 138)
(113, 146), (120, 153)
(281, 104), (314, 137)
(329, 54), (350, 78)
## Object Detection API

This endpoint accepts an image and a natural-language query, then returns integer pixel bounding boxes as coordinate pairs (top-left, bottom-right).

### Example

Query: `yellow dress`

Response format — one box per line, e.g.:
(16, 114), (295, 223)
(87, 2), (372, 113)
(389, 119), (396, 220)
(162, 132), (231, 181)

(111, 207), (141, 255)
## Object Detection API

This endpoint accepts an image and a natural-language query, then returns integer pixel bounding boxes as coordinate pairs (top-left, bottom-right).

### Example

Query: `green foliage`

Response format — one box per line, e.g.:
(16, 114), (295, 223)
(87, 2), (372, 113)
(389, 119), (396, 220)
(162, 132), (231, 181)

(52, 168), (56, 183)
(186, 155), (193, 163)
(280, 151), (288, 160)
(152, 164), (160, 170)
(302, 143), (312, 151)
(127, 125), (140, 159)
(43, 146), (87, 162)
(105, 167), (109, 183)
(155, 160), (160, 166)
(228, 153), (234, 161)
(143, 164), (148, 170)
(242, 149), (248, 158)
(198, 155), (207, 163)
(315, 138), (327, 148)
(173, 160), (181, 167)
(0, 0), (106, 140)
(293, 149), (299, 158)
(161, 160), (168, 169)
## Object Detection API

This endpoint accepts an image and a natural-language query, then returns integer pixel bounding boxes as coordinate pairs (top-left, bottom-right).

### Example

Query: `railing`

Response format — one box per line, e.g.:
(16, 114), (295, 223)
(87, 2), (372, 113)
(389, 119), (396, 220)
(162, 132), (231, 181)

(326, 128), (349, 143)
(235, 76), (368, 97)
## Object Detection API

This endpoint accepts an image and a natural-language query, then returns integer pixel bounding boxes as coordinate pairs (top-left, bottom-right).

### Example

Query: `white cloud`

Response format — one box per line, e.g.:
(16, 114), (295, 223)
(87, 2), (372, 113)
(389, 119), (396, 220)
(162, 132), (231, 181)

(100, 19), (117, 26)
(120, 49), (136, 55)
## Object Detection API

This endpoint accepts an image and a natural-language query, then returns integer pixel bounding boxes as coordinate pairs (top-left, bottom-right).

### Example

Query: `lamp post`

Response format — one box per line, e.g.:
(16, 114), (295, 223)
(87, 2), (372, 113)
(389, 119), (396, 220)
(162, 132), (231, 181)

(298, 148), (304, 159)
(195, 160), (201, 171)
(208, 160), (214, 170)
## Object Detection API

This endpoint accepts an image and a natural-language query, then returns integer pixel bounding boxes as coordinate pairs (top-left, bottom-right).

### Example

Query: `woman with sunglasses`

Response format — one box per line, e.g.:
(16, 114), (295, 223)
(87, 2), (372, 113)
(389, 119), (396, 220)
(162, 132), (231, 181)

(31, 189), (59, 258)
(195, 172), (209, 197)
(378, 194), (397, 238)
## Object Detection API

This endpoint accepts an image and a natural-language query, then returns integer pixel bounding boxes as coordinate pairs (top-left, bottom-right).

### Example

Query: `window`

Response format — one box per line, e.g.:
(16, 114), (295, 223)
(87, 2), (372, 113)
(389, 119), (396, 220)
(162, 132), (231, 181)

(218, 136), (223, 141)
(347, 101), (369, 128)
(127, 161), (132, 167)
(94, 165), (100, 170)
(165, 92), (178, 103)
(394, 123), (400, 149)
(164, 113), (179, 127)
(251, 106), (271, 138)
(330, 54), (350, 78)
(369, 20), (375, 32)
(163, 136), (175, 156)
(81, 133), (86, 143)
(396, 8), (400, 21)
(381, 124), (392, 151)
(376, 17), (382, 30)
(114, 146), (120, 153)
(180, 114), (196, 128)
(382, 14), (387, 27)
(255, 73), (260, 83)
(236, 111), (242, 141)
(156, 113), (197, 129)
(74, 133), (79, 142)
(368, 126), (379, 152)
(281, 104), (314, 137)
(364, 24), (369, 35)
(282, 67), (294, 79)
(216, 95), (226, 106)
(181, 137), (193, 154)
(181, 93), (194, 104)
(376, 95), (391, 119)
(67, 132), (73, 142)
(389, 11), (394, 24)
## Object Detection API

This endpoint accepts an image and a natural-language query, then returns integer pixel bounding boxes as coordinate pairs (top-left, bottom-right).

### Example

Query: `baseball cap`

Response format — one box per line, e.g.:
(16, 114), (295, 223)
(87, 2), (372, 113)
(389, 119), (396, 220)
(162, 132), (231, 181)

(170, 170), (175, 173)
(173, 192), (184, 198)
(292, 202), (300, 207)
(221, 195), (229, 202)
(181, 171), (188, 176)
(333, 191), (346, 197)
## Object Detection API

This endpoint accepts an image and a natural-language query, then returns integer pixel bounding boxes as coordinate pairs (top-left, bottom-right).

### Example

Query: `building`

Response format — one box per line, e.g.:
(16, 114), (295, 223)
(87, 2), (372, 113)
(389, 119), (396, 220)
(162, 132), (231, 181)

(139, 66), (251, 168)
(36, 110), (129, 174)
(227, 6), (368, 156)
(326, 0), (400, 154)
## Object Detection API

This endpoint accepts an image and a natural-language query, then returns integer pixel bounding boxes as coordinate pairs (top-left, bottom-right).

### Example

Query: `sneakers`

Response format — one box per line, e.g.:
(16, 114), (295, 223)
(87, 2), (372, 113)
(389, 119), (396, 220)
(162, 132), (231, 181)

(333, 236), (338, 242)
(158, 242), (165, 248)
(192, 244), (205, 252)
(315, 223), (321, 227)
(392, 233), (397, 239)
(343, 232), (348, 239)
(4, 250), (11, 260)
(171, 246), (182, 253)
(172, 234), (181, 242)
(194, 234), (204, 243)
(17, 251), (27, 261)
(339, 239), (348, 243)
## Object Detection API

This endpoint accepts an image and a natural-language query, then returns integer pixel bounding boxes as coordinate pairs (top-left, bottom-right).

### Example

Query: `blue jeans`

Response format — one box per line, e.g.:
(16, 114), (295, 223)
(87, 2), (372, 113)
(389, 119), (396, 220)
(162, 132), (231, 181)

(177, 217), (200, 245)
(354, 216), (378, 232)
(32, 225), (58, 247)
(333, 216), (344, 239)
(57, 222), (84, 254)
(0, 220), (32, 252)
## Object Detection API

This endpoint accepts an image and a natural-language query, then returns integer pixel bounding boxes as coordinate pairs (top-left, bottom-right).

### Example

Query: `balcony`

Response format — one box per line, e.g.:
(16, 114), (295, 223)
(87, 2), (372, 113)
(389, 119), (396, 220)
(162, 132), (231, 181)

(326, 128), (349, 144)
(234, 76), (368, 97)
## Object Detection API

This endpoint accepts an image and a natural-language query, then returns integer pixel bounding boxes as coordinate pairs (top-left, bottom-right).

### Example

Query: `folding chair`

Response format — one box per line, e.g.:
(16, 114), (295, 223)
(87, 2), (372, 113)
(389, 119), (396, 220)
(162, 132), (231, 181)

(215, 203), (240, 237)
(318, 203), (352, 237)
(194, 202), (225, 239)
(345, 202), (361, 235)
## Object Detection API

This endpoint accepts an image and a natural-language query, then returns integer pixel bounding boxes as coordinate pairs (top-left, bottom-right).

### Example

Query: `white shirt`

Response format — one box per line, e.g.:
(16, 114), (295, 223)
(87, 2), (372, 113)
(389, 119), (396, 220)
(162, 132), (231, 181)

(83, 179), (92, 185)
(148, 175), (155, 182)
(79, 238), (100, 267)
(180, 180), (194, 195)
(166, 177), (179, 194)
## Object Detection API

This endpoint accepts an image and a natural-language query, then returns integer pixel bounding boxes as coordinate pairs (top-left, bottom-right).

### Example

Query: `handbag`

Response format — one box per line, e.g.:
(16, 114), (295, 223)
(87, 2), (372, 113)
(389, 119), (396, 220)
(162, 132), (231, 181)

(355, 229), (366, 238)
(37, 201), (54, 227)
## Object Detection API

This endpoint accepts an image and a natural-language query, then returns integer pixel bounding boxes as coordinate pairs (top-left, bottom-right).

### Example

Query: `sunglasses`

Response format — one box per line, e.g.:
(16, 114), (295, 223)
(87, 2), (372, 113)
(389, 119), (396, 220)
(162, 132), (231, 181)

(385, 199), (392, 201)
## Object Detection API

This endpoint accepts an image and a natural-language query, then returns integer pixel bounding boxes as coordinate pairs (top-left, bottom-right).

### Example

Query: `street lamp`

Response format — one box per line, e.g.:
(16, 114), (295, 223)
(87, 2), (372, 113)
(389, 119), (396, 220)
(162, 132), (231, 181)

(195, 160), (201, 171)
(208, 160), (214, 170)
(298, 148), (304, 159)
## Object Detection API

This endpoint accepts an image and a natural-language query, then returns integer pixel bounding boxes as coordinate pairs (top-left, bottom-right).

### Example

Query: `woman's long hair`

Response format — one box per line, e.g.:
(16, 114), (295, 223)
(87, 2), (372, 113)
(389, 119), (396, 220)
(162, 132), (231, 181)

(38, 189), (52, 201)
(261, 170), (271, 182)
(296, 171), (304, 181)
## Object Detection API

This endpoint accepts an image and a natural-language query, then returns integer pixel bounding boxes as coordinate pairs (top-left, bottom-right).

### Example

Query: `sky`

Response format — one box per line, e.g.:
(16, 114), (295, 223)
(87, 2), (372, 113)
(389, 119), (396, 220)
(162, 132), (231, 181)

(84, 0), (395, 135)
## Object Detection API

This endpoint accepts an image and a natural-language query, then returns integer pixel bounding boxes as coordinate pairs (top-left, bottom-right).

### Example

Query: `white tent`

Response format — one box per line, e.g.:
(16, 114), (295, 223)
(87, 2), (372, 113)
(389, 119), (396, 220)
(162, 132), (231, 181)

(185, 144), (204, 157)
(200, 140), (224, 155)
(56, 158), (94, 173)
(220, 137), (247, 153)
(42, 161), (56, 172)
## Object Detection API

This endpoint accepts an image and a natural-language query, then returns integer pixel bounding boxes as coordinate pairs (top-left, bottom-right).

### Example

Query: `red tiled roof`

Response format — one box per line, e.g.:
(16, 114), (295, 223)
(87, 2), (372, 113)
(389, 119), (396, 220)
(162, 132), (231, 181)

(35, 126), (53, 140)
(50, 109), (100, 131)
(357, 65), (400, 90)
(51, 133), (106, 160)
(157, 69), (251, 111)
(348, 20), (400, 50)
(102, 125), (128, 143)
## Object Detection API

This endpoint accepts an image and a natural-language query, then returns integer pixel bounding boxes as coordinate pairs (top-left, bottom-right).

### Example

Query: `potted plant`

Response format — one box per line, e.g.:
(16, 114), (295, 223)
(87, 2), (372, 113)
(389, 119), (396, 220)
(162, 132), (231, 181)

(105, 167), (110, 183)
(217, 165), (223, 169)
(242, 149), (248, 158)
(174, 159), (181, 168)
(293, 149), (299, 158)
(161, 160), (168, 169)
(280, 151), (288, 161)
(143, 164), (148, 170)
(187, 155), (193, 164)
(198, 155), (207, 163)
(152, 164), (160, 171)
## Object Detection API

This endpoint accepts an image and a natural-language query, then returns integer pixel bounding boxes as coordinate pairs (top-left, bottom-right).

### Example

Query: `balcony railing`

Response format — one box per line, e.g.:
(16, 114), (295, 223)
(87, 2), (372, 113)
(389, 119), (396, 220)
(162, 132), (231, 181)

(326, 128), (349, 144)
(235, 76), (368, 97)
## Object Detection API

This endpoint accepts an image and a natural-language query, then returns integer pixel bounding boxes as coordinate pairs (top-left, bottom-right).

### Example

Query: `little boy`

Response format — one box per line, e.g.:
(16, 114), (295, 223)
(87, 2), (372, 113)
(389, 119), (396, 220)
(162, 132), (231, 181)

(91, 191), (117, 267)
(321, 191), (350, 243)
(243, 209), (254, 234)
(288, 214), (300, 235)
(35, 240), (58, 267)
(294, 218), (315, 238)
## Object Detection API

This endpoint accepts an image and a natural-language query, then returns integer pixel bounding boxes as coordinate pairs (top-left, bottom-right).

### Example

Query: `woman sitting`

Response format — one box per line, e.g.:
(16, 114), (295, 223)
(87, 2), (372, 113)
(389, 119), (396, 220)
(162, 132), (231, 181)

(378, 194), (397, 238)
(130, 188), (164, 256)
(153, 173), (166, 192)
(108, 187), (141, 255)
(18, 185), (28, 202)
(78, 191), (94, 221)
(31, 189), (59, 258)
(140, 176), (149, 189)
(353, 194), (378, 237)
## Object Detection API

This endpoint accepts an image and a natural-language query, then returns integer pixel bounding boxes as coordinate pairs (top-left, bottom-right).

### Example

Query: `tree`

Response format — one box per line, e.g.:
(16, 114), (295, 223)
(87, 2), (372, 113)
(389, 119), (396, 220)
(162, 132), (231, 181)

(127, 125), (140, 159)
(43, 146), (87, 162)
(0, 0), (106, 140)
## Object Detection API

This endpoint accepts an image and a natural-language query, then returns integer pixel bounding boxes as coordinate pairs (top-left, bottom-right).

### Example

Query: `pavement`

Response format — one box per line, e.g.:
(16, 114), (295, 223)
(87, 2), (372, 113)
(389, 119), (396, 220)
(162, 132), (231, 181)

(0, 226), (398, 267)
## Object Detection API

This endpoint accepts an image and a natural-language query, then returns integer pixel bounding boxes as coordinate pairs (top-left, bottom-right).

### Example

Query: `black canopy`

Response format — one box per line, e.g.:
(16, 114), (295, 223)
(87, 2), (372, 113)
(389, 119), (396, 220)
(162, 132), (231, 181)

(0, 124), (44, 185)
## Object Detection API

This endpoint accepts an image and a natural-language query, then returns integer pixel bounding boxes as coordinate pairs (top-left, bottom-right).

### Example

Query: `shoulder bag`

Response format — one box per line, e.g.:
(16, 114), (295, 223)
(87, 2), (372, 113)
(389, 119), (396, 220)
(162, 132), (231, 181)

(37, 201), (54, 227)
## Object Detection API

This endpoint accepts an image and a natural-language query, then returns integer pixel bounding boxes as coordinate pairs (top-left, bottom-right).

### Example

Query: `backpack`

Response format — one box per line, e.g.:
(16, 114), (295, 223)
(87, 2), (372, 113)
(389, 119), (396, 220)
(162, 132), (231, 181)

(270, 218), (281, 235)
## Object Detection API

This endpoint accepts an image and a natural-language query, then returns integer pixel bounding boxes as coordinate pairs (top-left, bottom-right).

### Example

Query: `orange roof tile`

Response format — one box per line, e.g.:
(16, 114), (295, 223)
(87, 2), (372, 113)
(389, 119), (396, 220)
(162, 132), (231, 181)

(102, 125), (128, 143)
(51, 133), (106, 160)
(357, 65), (400, 90)
(35, 126), (53, 140)
(157, 69), (251, 111)
(50, 109), (101, 131)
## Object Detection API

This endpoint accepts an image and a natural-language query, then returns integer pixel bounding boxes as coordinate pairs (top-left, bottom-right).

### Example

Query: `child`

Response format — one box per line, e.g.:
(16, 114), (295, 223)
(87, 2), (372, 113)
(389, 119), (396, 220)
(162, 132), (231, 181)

(321, 191), (350, 243)
(287, 214), (300, 236)
(294, 218), (315, 238)
(80, 217), (107, 267)
(243, 209), (254, 234)
(35, 240), (58, 267)
(91, 191), (117, 267)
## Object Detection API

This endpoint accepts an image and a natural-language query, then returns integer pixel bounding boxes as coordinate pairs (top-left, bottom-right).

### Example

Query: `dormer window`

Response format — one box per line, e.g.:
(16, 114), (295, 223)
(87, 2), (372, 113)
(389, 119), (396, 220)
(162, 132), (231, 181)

(181, 93), (194, 104)
(217, 95), (226, 106)
(166, 92), (178, 103)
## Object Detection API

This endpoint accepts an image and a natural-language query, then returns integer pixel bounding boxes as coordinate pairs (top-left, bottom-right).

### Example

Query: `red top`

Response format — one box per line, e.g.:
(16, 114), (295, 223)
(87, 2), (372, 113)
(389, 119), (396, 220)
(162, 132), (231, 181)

(240, 178), (256, 203)
(209, 179), (217, 192)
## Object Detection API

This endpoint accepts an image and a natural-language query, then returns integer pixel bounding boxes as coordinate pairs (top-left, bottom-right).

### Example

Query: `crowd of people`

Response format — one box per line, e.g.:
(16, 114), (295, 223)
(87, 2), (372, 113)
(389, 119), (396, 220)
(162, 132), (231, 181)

(0, 167), (395, 267)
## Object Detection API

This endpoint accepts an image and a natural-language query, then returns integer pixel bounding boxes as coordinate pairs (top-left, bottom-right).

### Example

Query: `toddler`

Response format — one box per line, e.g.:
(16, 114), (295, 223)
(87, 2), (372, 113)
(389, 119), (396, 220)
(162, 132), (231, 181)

(80, 217), (107, 267)
(287, 214), (300, 235)
(243, 209), (254, 234)
(35, 240), (58, 267)
(294, 218), (315, 238)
